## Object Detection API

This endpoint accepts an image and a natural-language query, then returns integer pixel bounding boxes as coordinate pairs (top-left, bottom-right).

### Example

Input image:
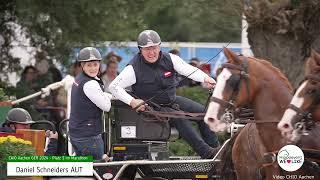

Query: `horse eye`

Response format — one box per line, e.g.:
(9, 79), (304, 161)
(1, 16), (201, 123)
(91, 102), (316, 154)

(310, 81), (317, 86)
(307, 89), (315, 94)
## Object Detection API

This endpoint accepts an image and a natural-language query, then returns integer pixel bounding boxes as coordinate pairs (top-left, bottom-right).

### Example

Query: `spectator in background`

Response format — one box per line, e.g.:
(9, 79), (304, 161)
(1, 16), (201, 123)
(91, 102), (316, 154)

(48, 65), (63, 83)
(189, 57), (201, 68)
(169, 49), (181, 57)
(70, 62), (82, 77)
(101, 59), (119, 92)
(105, 51), (122, 63)
(34, 59), (61, 127)
(35, 59), (54, 90)
(15, 66), (44, 121)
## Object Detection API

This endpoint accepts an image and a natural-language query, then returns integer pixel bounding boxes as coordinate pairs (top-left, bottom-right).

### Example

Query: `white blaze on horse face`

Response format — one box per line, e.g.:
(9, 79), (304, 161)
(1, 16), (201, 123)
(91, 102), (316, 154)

(204, 68), (232, 132)
(278, 81), (307, 135)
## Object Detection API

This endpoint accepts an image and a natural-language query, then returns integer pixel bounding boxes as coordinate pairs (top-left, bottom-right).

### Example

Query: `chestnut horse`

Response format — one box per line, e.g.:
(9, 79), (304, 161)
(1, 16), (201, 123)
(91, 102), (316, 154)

(278, 50), (320, 143)
(204, 48), (319, 179)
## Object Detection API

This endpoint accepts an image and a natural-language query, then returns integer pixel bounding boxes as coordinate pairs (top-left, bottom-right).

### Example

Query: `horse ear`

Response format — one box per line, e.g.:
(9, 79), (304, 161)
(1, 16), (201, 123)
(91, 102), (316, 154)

(306, 49), (320, 75)
(311, 49), (320, 66)
(223, 47), (241, 64)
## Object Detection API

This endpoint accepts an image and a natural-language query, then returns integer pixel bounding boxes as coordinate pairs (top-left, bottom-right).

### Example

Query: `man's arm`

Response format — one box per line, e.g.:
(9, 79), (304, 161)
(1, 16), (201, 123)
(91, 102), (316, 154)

(170, 54), (209, 82)
(170, 53), (216, 88)
(109, 65), (136, 105)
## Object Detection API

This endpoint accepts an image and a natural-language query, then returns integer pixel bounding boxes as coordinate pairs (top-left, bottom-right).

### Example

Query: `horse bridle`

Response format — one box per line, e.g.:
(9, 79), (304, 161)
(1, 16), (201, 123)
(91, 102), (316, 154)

(287, 74), (320, 134)
(210, 57), (250, 123)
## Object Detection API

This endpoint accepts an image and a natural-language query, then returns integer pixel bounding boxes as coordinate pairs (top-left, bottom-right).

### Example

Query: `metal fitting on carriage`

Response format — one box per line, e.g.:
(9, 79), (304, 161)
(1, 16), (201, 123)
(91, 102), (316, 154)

(228, 122), (245, 136)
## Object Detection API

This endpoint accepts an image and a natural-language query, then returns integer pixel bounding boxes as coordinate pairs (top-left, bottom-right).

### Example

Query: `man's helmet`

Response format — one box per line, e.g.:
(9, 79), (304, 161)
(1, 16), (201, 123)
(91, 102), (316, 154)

(137, 30), (161, 48)
(77, 47), (102, 62)
(6, 108), (34, 124)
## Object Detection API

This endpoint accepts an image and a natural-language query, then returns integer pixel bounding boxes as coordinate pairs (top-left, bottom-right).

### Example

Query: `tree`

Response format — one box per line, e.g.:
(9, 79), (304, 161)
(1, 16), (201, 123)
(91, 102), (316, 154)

(243, 0), (320, 86)
(0, 0), (241, 87)
(0, 0), (20, 83)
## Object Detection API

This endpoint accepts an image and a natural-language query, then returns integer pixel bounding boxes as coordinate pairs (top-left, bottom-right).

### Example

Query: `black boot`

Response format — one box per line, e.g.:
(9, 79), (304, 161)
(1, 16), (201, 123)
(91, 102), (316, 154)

(203, 146), (221, 159)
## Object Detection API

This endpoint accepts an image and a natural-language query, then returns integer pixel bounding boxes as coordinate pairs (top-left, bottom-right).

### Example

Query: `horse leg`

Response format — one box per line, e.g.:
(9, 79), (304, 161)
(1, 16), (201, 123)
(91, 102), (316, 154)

(263, 165), (282, 180)
(232, 125), (262, 180)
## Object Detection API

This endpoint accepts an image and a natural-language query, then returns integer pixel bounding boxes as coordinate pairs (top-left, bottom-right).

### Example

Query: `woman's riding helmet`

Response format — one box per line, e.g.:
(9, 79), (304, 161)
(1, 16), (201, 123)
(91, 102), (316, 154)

(77, 47), (102, 62)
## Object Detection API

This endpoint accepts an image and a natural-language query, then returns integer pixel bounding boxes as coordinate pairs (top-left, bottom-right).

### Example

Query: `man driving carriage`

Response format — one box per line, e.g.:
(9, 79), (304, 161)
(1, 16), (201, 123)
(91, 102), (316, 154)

(109, 30), (220, 159)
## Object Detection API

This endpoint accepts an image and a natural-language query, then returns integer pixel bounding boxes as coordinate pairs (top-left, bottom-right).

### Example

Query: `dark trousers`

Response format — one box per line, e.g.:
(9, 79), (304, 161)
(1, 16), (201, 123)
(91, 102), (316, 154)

(170, 96), (219, 158)
(70, 134), (104, 160)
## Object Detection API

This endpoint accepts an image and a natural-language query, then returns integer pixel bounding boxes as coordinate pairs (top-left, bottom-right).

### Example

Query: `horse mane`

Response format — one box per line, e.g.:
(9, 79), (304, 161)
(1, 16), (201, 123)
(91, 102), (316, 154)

(250, 57), (293, 92)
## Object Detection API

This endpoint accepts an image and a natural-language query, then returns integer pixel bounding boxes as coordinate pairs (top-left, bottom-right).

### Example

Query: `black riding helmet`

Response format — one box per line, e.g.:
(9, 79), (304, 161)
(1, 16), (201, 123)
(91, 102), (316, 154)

(77, 47), (102, 62)
(5, 108), (34, 124)
(137, 30), (161, 48)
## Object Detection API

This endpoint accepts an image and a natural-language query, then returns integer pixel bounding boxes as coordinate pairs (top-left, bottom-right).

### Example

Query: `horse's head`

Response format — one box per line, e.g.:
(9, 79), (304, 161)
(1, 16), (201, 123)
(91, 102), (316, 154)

(278, 50), (320, 142)
(204, 48), (253, 132)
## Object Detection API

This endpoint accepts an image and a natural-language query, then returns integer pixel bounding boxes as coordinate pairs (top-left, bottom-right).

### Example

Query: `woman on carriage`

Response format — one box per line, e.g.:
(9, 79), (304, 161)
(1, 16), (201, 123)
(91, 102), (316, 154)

(109, 30), (220, 159)
(69, 47), (112, 160)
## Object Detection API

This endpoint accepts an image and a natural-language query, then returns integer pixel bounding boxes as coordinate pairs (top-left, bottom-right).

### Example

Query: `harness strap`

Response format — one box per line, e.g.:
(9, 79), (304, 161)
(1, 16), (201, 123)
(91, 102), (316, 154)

(210, 96), (234, 107)
(142, 109), (205, 121)
(235, 119), (279, 124)
(222, 63), (245, 71)
(305, 74), (320, 82)
(302, 148), (320, 163)
(288, 104), (308, 116)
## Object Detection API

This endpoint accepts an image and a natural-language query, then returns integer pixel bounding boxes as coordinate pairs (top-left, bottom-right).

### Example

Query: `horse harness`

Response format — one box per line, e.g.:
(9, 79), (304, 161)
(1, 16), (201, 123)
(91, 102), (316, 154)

(287, 74), (320, 135)
(207, 58), (320, 172)
(209, 57), (250, 124)
(209, 57), (279, 124)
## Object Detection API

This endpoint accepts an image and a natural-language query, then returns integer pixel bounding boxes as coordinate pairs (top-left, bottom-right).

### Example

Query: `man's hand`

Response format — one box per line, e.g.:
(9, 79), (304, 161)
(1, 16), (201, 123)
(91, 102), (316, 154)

(130, 99), (147, 112)
(203, 76), (216, 89)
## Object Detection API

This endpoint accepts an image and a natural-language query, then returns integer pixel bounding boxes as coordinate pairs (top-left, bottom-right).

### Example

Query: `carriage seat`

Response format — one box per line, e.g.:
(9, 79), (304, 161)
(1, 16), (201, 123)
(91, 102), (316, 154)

(113, 100), (178, 142)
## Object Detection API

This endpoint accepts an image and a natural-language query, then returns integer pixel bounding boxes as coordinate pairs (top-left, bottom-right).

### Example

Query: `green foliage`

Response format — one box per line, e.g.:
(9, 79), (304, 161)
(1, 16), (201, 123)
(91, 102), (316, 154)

(0, 0), (241, 86)
(144, 0), (242, 42)
(0, 136), (35, 170)
(291, 0), (301, 7)
(176, 86), (211, 105)
(0, 88), (9, 101)
(169, 139), (195, 156)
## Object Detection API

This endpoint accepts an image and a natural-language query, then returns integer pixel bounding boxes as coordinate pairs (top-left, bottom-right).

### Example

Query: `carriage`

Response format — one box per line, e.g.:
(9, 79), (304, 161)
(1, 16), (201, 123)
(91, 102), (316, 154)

(0, 76), (242, 180)
(3, 47), (319, 179)
(69, 100), (234, 180)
